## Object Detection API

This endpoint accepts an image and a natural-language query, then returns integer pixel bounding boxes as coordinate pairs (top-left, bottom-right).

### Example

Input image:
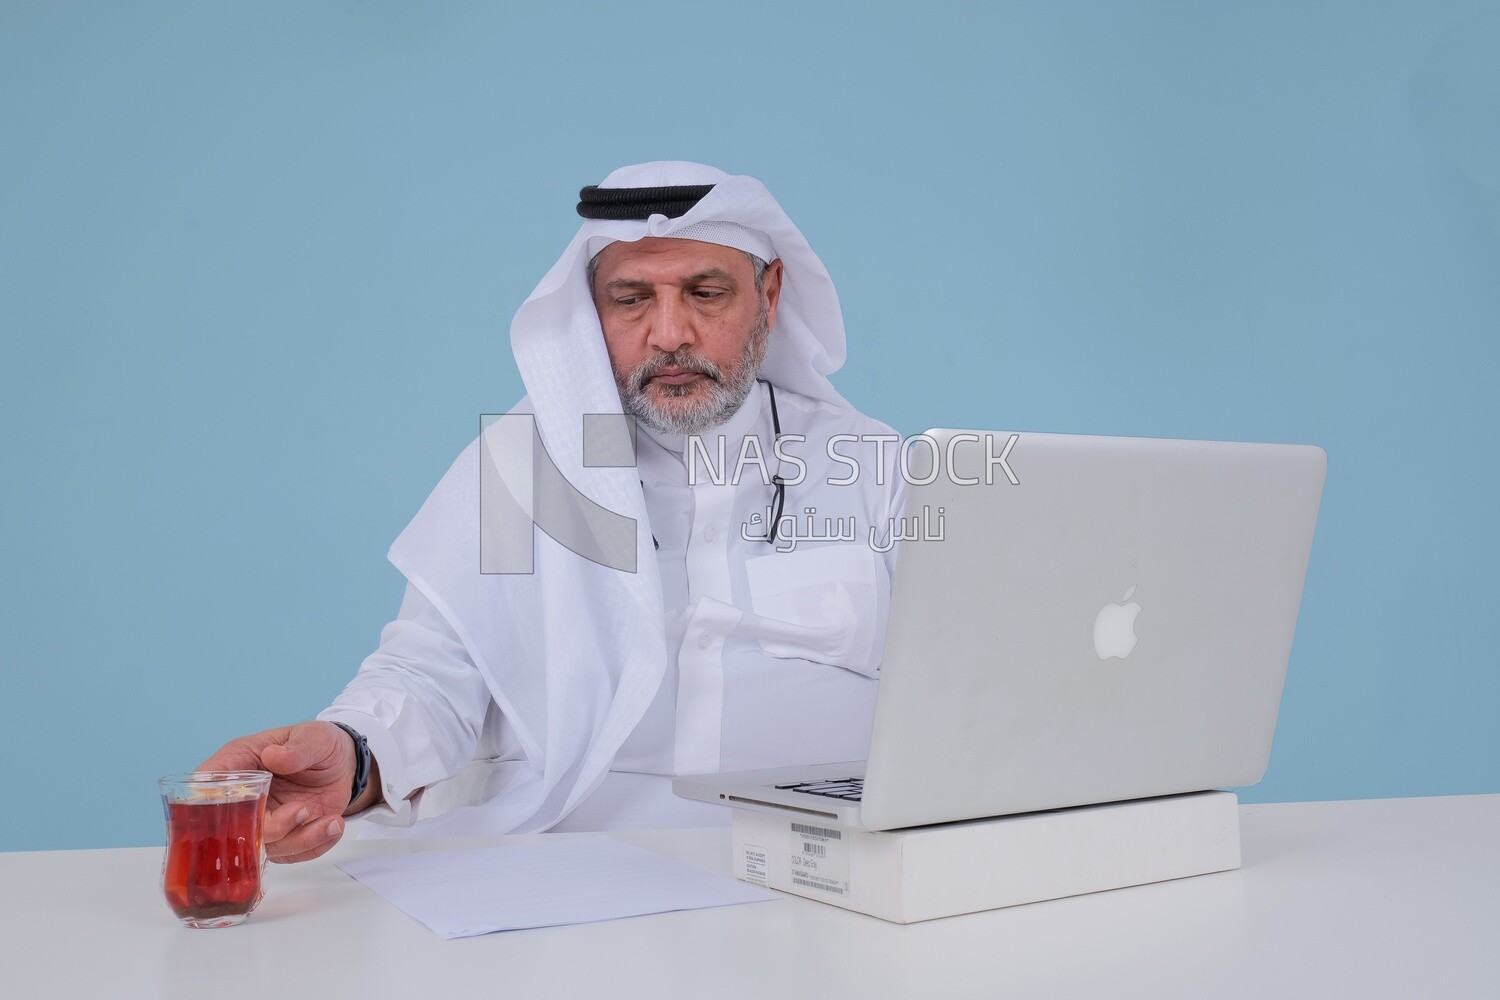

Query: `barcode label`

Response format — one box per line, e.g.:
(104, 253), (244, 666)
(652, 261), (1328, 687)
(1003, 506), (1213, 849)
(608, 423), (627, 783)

(792, 875), (846, 895)
(789, 820), (850, 898)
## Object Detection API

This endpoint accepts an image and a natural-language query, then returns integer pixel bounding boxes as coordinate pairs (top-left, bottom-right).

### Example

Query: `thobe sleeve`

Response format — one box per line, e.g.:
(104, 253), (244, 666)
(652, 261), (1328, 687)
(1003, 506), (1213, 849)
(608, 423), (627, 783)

(317, 579), (493, 827)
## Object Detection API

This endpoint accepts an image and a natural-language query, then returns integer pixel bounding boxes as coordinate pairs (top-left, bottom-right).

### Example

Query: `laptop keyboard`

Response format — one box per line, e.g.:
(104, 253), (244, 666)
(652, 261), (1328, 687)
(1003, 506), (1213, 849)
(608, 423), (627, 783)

(775, 777), (864, 801)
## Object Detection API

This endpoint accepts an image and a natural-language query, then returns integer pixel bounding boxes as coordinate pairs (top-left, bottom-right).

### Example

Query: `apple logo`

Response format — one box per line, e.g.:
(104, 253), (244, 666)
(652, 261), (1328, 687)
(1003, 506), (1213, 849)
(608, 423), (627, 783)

(1093, 585), (1141, 660)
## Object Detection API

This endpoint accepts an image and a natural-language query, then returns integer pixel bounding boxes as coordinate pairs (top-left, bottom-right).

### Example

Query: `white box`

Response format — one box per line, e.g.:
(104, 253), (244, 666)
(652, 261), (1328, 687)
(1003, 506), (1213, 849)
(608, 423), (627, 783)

(730, 791), (1241, 923)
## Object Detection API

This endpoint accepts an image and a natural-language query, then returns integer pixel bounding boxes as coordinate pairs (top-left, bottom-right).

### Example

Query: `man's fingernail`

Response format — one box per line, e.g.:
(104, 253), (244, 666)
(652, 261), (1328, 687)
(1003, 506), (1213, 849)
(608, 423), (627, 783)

(328, 819), (341, 837)
(296, 808), (310, 825)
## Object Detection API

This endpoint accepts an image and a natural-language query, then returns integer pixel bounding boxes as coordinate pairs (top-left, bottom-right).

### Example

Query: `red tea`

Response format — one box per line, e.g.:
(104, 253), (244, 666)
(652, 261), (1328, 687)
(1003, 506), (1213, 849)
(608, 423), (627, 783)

(162, 797), (265, 922)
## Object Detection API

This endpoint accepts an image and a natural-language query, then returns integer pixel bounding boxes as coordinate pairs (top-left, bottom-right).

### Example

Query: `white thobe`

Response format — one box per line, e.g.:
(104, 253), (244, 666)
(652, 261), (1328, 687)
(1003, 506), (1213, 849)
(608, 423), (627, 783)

(320, 382), (905, 833)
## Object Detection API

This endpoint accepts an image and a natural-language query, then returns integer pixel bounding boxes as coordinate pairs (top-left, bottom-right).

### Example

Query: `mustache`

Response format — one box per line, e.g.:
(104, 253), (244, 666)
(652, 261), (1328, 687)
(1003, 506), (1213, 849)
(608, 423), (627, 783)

(632, 350), (724, 391)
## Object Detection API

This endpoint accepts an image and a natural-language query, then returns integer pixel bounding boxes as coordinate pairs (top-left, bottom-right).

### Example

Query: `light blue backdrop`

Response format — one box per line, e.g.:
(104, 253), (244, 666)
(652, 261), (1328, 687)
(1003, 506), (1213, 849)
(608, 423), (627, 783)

(2, 1), (1495, 852)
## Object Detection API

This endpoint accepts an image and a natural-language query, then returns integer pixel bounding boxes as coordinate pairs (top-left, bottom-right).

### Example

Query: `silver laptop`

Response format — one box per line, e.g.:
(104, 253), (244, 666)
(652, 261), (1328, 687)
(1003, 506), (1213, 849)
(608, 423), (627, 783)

(674, 429), (1327, 831)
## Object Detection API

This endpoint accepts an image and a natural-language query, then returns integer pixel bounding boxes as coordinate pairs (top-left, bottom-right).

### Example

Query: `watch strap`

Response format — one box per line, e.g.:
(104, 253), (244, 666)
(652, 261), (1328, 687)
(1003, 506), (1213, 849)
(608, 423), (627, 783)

(329, 721), (371, 807)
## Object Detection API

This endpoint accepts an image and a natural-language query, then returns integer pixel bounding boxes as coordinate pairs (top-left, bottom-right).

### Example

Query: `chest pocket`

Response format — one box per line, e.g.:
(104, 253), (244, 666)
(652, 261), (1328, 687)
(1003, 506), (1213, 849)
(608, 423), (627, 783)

(744, 543), (884, 678)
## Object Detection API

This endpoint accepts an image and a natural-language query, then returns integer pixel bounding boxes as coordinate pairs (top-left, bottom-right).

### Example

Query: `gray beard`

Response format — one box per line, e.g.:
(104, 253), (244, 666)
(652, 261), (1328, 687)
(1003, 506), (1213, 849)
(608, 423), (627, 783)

(616, 307), (769, 436)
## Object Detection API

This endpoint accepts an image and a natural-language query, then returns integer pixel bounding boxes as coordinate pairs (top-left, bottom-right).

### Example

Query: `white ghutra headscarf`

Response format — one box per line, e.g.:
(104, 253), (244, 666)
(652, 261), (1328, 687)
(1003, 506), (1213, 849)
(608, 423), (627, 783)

(381, 161), (854, 834)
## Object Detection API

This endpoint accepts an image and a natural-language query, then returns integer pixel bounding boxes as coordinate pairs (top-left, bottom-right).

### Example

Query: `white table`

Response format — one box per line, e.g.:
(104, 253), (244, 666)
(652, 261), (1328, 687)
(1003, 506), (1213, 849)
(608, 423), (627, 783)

(4, 795), (1496, 999)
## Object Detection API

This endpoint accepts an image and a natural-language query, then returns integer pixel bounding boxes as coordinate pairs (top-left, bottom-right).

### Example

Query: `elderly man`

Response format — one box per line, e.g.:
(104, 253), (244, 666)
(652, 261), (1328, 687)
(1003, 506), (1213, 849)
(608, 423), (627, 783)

(203, 162), (905, 862)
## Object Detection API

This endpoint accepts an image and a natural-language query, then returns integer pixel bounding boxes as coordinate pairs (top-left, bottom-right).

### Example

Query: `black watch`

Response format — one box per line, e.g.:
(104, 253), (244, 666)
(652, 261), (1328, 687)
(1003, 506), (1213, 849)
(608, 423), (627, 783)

(329, 721), (372, 807)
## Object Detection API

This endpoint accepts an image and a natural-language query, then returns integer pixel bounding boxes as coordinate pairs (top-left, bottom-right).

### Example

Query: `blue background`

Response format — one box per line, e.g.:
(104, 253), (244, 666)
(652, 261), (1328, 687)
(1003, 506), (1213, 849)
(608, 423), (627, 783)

(2, 1), (1495, 852)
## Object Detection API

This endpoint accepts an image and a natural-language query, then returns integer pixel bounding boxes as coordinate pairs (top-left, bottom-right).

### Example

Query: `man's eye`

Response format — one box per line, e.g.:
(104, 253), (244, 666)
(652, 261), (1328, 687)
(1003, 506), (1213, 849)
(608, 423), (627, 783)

(615, 295), (646, 307)
(692, 289), (725, 300)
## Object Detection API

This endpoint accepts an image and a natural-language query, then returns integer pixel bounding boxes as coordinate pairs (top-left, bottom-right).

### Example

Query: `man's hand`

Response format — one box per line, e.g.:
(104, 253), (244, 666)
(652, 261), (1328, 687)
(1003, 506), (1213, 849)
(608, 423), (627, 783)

(197, 721), (364, 864)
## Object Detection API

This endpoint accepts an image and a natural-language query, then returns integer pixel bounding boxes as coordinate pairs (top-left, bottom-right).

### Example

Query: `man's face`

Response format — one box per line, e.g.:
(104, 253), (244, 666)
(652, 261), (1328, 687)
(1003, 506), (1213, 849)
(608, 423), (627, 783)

(591, 237), (783, 435)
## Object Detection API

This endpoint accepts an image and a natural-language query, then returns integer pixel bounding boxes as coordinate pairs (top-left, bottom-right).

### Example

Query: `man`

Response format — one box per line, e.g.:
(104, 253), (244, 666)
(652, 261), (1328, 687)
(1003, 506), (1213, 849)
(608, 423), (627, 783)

(202, 162), (905, 863)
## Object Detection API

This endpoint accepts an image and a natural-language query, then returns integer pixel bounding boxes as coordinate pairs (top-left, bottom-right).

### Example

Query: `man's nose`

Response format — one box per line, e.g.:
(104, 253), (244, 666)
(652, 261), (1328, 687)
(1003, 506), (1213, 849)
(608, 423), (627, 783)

(645, 296), (696, 354)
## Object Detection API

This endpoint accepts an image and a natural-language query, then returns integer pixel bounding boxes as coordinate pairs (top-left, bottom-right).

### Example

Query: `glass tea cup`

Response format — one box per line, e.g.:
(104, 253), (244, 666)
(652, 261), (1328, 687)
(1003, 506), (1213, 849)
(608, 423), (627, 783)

(157, 771), (272, 928)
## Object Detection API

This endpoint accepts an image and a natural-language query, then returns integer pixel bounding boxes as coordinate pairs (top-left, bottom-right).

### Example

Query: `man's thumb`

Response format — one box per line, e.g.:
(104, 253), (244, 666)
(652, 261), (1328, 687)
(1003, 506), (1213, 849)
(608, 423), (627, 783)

(261, 725), (329, 775)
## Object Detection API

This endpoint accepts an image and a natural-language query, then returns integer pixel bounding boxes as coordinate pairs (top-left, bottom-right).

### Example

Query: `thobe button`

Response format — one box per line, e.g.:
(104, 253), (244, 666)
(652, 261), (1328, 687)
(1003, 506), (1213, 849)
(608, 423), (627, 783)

(703, 526), (719, 542)
(696, 631), (713, 649)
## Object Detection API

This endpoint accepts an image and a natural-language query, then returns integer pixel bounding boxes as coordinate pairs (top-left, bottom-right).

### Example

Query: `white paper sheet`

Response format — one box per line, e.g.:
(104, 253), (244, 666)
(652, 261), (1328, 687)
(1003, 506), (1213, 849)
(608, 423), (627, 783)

(337, 836), (777, 938)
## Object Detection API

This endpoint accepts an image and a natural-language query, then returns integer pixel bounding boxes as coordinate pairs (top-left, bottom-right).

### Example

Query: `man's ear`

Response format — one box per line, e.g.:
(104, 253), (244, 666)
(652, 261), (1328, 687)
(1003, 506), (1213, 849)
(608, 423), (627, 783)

(763, 259), (785, 331)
